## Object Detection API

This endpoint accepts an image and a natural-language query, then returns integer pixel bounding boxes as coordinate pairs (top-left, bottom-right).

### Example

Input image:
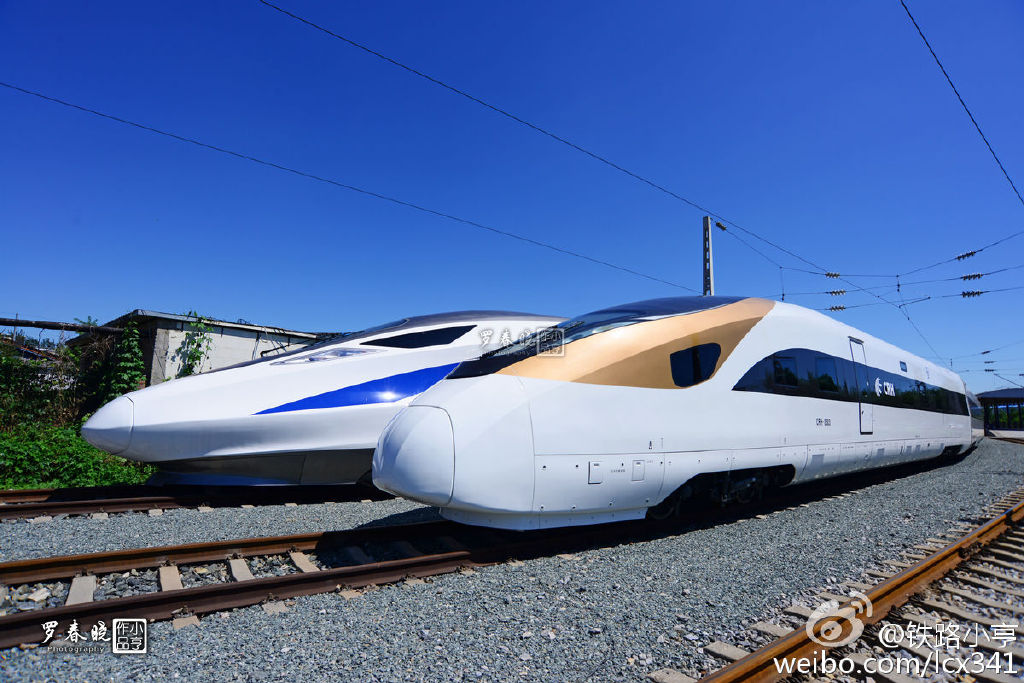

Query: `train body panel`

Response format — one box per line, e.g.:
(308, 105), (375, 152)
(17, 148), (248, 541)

(373, 297), (972, 529)
(376, 374), (537, 514)
(82, 311), (563, 486)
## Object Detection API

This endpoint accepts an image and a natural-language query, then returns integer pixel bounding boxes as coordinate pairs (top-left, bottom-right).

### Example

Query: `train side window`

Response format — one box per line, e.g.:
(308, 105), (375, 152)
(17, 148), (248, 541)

(899, 361), (907, 372)
(732, 357), (773, 392)
(669, 343), (722, 388)
(360, 325), (475, 349)
(773, 356), (798, 387)
(814, 357), (839, 393)
(899, 378), (916, 407)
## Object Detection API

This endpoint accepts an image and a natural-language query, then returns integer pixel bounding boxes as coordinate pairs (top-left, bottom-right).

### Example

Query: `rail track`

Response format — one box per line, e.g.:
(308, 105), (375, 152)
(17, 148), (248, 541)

(651, 487), (1024, 683)
(0, 515), (658, 649)
(0, 483), (388, 521)
(0, 453), (1010, 654)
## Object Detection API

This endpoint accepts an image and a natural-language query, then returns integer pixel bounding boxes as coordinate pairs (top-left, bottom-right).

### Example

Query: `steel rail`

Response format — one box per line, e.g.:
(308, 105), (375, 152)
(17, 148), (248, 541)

(0, 518), (636, 649)
(0, 549), (475, 649)
(0, 483), (388, 520)
(701, 493), (1024, 683)
(0, 520), (461, 584)
(0, 455), (996, 651)
(0, 488), (61, 504)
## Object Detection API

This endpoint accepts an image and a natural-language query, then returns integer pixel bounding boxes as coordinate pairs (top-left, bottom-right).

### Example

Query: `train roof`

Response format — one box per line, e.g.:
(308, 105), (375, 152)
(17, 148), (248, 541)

(578, 296), (747, 321)
(375, 310), (564, 329)
(977, 388), (1024, 401)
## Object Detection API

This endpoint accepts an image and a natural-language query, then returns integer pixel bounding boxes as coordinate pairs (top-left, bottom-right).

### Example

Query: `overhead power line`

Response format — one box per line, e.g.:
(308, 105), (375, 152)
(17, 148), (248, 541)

(938, 284), (1024, 299)
(800, 263), (1024, 295)
(819, 295), (930, 313)
(260, 0), (950, 360)
(819, 282), (1024, 309)
(258, 0), (837, 275)
(899, 0), (1024, 209)
(0, 81), (696, 293)
(896, 0), (1024, 278)
(900, 234), (1024, 278)
(953, 336), (1024, 360)
(994, 374), (1024, 389)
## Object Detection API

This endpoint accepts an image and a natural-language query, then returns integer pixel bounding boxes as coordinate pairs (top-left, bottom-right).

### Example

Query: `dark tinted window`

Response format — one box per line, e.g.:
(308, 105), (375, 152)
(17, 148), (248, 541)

(773, 357), (798, 387)
(899, 361), (908, 372)
(733, 347), (968, 416)
(815, 357), (840, 393)
(669, 343), (721, 388)
(362, 325), (474, 349)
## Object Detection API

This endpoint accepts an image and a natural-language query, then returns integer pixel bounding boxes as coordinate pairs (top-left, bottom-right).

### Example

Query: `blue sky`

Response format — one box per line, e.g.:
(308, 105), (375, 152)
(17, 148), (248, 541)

(1, 1), (1022, 391)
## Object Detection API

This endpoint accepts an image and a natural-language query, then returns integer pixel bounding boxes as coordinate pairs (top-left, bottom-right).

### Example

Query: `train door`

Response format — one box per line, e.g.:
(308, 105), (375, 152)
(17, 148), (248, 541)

(849, 339), (873, 434)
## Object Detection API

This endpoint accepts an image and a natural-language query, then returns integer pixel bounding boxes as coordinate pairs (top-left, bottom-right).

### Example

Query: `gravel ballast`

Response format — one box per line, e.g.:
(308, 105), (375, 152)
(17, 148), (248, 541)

(2, 440), (1022, 681)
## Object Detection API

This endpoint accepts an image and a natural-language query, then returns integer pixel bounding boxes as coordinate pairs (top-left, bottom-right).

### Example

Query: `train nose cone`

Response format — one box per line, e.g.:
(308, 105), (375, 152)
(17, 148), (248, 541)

(81, 396), (134, 454)
(373, 406), (455, 506)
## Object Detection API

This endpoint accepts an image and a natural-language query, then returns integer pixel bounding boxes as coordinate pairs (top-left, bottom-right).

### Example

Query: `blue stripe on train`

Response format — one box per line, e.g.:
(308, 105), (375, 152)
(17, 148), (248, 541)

(255, 363), (460, 415)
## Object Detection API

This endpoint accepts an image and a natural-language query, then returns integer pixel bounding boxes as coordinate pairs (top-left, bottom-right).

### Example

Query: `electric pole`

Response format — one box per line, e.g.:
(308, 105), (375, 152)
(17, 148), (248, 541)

(702, 216), (715, 296)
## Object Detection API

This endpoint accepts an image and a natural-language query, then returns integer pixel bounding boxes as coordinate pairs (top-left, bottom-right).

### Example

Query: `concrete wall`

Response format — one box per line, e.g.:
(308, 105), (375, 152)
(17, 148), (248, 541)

(142, 321), (313, 384)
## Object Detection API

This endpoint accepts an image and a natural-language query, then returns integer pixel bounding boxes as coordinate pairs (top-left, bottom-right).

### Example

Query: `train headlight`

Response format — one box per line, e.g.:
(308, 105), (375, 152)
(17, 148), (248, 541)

(271, 348), (379, 365)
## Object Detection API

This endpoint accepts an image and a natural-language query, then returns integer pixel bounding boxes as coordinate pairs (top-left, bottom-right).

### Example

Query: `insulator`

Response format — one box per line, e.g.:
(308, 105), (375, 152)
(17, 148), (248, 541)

(961, 290), (984, 298)
(956, 250), (978, 261)
(827, 290), (846, 296)
(714, 221), (727, 231)
(825, 272), (841, 279)
(960, 273), (983, 280)
(828, 305), (846, 311)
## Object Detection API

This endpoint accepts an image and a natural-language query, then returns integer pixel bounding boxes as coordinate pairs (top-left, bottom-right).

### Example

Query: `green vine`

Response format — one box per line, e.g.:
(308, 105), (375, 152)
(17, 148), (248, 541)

(173, 310), (212, 377)
(99, 321), (146, 403)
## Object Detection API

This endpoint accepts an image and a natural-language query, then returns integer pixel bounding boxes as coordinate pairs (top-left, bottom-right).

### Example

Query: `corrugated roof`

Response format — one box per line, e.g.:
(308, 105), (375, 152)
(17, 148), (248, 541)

(105, 310), (319, 338)
(977, 388), (1024, 400)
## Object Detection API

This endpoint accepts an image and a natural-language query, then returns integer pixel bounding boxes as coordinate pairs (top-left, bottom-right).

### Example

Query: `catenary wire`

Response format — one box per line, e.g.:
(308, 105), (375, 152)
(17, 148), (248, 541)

(896, 0), (1024, 278)
(993, 374), (1024, 389)
(0, 80), (697, 293)
(899, 0), (1024, 210)
(258, 0), (851, 276)
(953, 337), (1024, 360)
(779, 263), (1024, 296)
(260, 0), (953, 358)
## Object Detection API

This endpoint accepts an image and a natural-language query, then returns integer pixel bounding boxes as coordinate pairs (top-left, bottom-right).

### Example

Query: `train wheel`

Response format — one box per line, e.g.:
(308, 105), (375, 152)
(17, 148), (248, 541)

(646, 494), (679, 520)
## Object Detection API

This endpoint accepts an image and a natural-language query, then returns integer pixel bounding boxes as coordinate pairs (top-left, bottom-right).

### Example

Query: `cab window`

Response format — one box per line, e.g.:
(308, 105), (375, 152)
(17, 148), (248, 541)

(669, 343), (721, 388)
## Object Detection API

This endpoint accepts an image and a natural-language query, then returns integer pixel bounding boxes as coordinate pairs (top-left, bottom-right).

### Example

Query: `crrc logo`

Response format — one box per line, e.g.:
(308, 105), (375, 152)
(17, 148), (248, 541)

(874, 378), (896, 398)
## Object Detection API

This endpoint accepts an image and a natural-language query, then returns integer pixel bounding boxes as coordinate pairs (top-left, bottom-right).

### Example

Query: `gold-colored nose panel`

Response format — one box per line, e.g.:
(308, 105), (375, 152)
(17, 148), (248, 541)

(498, 298), (775, 389)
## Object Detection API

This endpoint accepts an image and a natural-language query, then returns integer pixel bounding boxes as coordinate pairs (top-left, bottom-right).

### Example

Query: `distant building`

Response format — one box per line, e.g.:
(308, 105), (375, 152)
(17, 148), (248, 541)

(80, 310), (326, 385)
(977, 388), (1024, 436)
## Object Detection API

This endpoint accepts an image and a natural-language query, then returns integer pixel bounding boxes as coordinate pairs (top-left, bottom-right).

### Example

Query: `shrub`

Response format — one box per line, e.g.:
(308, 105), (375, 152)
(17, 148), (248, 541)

(0, 423), (155, 489)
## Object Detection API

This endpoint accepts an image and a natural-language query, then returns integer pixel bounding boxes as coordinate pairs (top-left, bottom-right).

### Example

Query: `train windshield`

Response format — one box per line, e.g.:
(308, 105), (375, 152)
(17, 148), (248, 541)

(306, 319), (411, 349)
(207, 319), (412, 372)
(450, 296), (745, 379)
(486, 311), (645, 359)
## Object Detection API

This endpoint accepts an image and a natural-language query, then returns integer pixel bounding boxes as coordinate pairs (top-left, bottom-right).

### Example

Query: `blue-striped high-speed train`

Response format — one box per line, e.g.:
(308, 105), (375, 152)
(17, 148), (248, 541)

(373, 296), (978, 530)
(81, 311), (563, 486)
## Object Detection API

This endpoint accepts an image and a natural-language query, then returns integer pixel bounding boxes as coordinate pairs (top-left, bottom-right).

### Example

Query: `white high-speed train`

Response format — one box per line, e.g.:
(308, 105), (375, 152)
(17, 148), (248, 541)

(373, 296), (976, 530)
(81, 311), (563, 486)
